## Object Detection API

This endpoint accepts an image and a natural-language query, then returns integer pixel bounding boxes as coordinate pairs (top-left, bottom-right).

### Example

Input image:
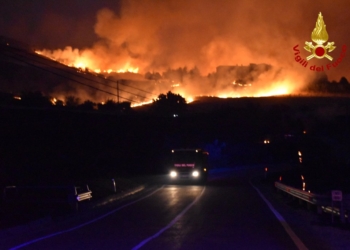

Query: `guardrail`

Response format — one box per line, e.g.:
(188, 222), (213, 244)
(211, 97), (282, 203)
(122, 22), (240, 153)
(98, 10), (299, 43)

(275, 181), (350, 223)
(3, 185), (92, 211)
(75, 185), (92, 202)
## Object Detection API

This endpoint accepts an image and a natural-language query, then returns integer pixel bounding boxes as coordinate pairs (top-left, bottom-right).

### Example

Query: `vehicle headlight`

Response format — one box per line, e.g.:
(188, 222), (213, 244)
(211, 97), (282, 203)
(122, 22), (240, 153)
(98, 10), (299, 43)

(192, 170), (199, 177)
(170, 171), (177, 177)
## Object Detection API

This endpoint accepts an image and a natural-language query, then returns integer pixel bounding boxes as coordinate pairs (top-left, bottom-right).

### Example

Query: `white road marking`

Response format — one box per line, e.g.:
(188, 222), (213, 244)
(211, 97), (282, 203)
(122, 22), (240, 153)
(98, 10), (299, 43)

(9, 186), (164, 250)
(250, 181), (308, 250)
(132, 186), (206, 250)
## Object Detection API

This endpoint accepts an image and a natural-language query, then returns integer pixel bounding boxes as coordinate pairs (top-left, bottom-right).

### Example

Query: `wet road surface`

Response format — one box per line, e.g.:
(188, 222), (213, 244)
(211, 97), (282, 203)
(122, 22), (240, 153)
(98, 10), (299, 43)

(3, 170), (306, 250)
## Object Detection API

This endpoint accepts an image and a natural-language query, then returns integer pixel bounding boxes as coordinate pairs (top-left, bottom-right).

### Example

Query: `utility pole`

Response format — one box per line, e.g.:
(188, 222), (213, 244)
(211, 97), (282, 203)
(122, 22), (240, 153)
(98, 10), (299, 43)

(117, 80), (120, 103)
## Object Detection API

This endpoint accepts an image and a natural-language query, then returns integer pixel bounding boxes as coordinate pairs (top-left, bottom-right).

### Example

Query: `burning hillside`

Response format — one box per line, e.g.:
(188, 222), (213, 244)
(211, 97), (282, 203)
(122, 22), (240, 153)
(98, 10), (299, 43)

(34, 45), (301, 105)
(31, 0), (319, 104)
(2, 1), (350, 105)
(34, 47), (299, 105)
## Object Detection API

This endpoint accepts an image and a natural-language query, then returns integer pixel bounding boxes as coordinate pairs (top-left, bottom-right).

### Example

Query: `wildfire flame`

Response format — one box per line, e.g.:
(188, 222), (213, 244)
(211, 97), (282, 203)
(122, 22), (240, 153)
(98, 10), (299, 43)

(11, 2), (343, 108)
(35, 49), (139, 74)
(131, 100), (153, 107)
(35, 48), (298, 107)
(51, 98), (57, 105)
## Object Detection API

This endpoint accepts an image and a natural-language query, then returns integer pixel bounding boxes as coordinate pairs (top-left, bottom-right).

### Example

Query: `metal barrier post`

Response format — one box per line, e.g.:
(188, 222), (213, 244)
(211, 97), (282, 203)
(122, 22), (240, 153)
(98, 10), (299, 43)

(331, 190), (343, 224)
(112, 179), (116, 193)
(332, 200), (334, 224)
(340, 201), (345, 223)
(276, 182), (349, 223)
(68, 186), (79, 212)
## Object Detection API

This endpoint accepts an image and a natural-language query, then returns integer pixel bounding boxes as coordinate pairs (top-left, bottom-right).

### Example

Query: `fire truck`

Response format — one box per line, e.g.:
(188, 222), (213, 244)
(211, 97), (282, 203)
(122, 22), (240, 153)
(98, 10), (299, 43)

(168, 149), (209, 182)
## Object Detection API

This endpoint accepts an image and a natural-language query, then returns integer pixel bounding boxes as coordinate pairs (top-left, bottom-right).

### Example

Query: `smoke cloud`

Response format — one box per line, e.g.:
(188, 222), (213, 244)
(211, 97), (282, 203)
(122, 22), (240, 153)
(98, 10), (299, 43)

(28, 0), (350, 102)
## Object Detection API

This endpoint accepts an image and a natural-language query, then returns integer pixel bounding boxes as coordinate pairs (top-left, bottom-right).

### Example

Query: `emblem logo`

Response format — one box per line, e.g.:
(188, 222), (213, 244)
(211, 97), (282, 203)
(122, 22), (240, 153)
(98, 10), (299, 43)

(304, 12), (336, 61)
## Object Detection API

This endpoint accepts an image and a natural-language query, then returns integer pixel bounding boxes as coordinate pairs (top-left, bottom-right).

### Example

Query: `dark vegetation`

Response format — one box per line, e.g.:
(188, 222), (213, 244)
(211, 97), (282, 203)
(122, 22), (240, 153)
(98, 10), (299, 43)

(0, 90), (132, 112)
(151, 91), (187, 115)
(1, 36), (350, 193)
(2, 37), (350, 232)
(1, 90), (350, 192)
(2, 90), (350, 231)
(306, 73), (350, 94)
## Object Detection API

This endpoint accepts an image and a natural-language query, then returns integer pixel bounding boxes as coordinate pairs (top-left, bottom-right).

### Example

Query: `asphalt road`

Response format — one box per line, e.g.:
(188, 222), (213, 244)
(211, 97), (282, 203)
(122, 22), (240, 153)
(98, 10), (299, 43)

(3, 169), (309, 250)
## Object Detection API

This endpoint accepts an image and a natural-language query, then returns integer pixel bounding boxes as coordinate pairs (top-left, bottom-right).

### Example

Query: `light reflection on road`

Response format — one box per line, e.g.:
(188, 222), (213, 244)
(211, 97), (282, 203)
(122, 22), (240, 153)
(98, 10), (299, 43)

(165, 185), (204, 208)
(132, 185), (206, 250)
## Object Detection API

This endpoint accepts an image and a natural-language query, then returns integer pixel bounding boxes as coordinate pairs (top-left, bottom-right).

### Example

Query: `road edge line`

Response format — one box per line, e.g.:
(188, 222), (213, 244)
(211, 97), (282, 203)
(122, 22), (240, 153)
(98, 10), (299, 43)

(9, 185), (164, 250)
(132, 186), (206, 250)
(250, 181), (308, 250)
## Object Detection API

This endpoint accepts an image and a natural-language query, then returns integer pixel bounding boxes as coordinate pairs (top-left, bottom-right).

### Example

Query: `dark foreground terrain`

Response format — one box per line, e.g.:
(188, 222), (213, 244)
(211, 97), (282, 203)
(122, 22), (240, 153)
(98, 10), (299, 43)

(1, 96), (350, 230)
(2, 167), (350, 250)
(1, 96), (350, 184)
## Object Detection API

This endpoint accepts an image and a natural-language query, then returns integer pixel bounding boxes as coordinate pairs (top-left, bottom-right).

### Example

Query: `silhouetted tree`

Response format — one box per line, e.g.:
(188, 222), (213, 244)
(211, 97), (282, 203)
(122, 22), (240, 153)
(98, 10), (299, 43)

(119, 101), (132, 112)
(338, 77), (350, 92)
(79, 100), (96, 111)
(98, 100), (131, 112)
(20, 91), (51, 107)
(65, 96), (81, 107)
(98, 99), (118, 111)
(339, 77), (349, 85)
(305, 72), (329, 93)
(305, 74), (350, 94)
(152, 91), (187, 115)
(55, 99), (64, 106)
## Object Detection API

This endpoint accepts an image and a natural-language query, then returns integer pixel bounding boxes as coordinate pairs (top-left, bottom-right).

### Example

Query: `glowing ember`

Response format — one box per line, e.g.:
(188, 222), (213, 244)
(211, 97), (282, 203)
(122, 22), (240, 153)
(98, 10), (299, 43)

(51, 98), (57, 105)
(186, 97), (194, 103)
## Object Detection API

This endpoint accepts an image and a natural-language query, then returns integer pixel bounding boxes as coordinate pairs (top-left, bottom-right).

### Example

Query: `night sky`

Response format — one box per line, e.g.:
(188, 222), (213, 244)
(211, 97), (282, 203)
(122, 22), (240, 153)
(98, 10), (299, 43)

(1, 0), (349, 83)
(0, 0), (122, 48)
